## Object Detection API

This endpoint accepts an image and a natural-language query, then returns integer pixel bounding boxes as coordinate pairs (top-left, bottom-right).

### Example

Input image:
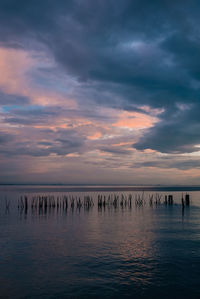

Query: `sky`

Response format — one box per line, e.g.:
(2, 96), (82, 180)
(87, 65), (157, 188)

(0, 0), (200, 185)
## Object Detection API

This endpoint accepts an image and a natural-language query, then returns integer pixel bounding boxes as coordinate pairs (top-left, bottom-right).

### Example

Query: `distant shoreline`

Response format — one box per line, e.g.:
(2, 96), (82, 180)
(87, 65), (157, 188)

(1, 184), (200, 192)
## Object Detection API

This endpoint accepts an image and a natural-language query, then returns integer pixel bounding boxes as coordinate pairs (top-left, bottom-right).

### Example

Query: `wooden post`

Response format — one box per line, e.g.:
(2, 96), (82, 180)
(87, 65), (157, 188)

(185, 194), (190, 206)
(168, 195), (173, 205)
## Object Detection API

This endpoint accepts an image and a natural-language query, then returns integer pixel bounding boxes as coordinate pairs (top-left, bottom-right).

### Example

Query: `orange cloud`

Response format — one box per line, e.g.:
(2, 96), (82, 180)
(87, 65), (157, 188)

(0, 47), (77, 108)
(65, 153), (80, 157)
(0, 47), (34, 95)
(144, 149), (157, 154)
(87, 132), (102, 140)
(112, 111), (159, 129)
(112, 141), (133, 147)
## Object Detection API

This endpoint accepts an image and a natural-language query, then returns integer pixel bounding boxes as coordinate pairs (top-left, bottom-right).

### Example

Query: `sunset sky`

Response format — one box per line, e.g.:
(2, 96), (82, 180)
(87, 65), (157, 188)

(1, 0), (200, 184)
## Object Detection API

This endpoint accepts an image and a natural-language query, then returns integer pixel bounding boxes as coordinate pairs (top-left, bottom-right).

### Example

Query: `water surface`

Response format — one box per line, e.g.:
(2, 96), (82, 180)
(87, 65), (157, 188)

(0, 186), (200, 298)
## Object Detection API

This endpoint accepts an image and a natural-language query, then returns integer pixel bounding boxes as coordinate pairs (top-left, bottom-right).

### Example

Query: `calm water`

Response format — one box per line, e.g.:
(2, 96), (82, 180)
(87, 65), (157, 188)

(0, 186), (200, 298)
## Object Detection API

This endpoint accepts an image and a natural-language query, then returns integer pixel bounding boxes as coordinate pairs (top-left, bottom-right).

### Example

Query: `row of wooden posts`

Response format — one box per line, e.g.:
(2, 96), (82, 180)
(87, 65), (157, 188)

(18, 195), (94, 210)
(12, 193), (190, 211)
(2, 193), (190, 211)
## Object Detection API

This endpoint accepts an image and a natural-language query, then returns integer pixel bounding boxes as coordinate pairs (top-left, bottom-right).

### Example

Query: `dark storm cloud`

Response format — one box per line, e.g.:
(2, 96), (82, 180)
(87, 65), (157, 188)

(161, 33), (200, 81)
(134, 104), (200, 153)
(1, 1), (200, 153)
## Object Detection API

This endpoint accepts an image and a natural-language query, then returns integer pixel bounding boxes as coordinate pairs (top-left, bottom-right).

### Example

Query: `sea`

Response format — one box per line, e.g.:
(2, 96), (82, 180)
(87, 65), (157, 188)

(0, 185), (200, 298)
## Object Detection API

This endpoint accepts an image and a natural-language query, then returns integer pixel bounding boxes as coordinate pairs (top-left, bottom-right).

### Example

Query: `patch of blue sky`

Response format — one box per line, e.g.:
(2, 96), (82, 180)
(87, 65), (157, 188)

(2, 105), (43, 113)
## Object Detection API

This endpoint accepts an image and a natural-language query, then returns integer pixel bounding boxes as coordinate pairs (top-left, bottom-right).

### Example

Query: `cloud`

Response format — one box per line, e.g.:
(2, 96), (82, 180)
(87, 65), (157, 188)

(0, 131), (14, 143)
(0, 92), (30, 106)
(0, 127), (85, 158)
(134, 104), (200, 153)
(133, 157), (200, 171)
(112, 110), (159, 130)
(2, 105), (59, 125)
(1, 1), (200, 182)
(0, 47), (35, 95)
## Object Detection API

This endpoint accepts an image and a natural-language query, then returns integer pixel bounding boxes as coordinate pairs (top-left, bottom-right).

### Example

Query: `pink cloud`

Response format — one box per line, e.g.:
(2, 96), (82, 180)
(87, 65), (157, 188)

(112, 111), (159, 129)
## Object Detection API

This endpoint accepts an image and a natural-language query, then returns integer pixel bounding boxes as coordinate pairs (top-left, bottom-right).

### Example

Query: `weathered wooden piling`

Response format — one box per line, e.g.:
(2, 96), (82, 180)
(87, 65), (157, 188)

(5, 197), (10, 210)
(185, 194), (190, 206)
(182, 194), (185, 209)
(168, 195), (173, 205)
(24, 196), (28, 211)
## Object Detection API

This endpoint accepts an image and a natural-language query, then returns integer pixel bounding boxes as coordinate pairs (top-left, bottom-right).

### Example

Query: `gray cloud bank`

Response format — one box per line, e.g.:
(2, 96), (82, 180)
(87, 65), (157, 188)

(0, 0), (200, 155)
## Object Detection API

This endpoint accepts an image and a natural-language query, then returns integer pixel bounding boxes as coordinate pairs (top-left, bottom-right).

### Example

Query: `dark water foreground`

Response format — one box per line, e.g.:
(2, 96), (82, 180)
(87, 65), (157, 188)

(0, 186), (200, 298)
